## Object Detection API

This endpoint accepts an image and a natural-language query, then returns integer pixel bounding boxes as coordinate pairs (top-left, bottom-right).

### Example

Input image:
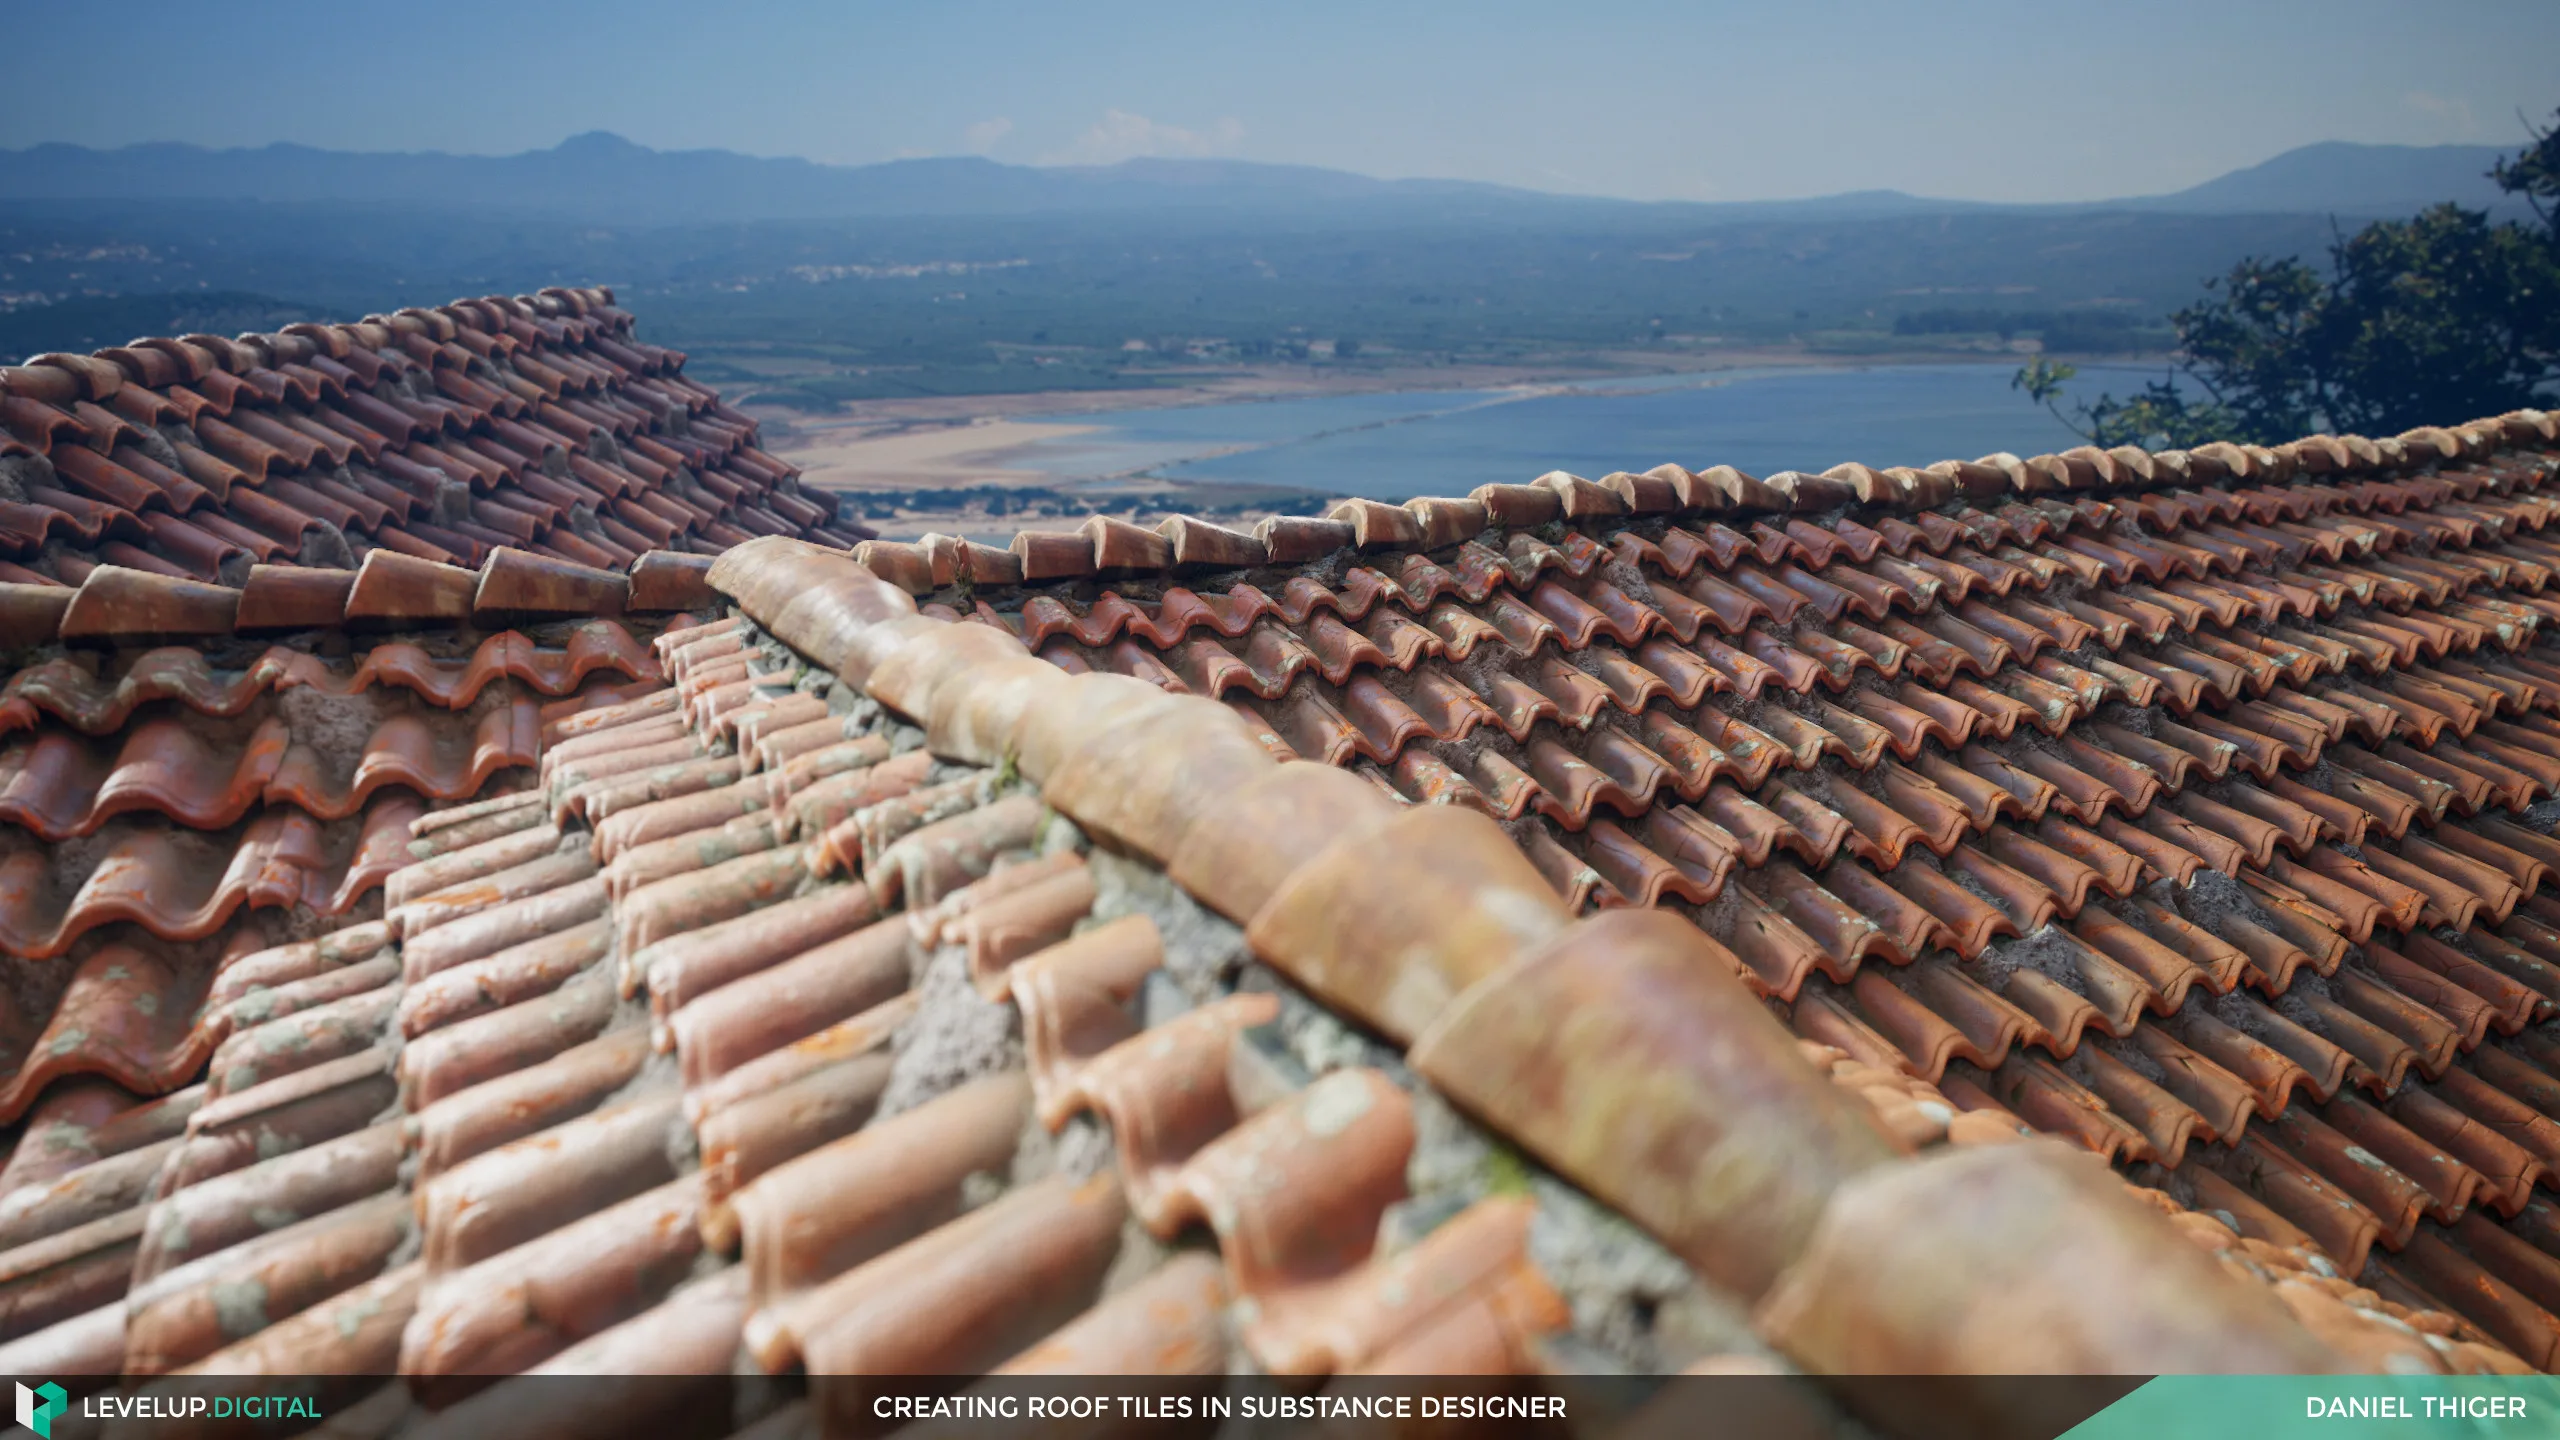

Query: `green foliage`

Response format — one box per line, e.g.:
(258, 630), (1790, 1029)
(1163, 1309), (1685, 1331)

(2011, 356), (2238, 448)
(2012, 355), (2075, 408)
(2493, 110), (2560, 235)
(2301, 203), (2557, 433)
(2022, 111), (2560, 447)
(2080, 379), (2243, 449)
(2162, 253), (2332, 440)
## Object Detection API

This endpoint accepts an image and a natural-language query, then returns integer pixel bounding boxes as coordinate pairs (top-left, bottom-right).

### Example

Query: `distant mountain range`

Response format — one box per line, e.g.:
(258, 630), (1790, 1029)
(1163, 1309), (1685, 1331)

(0, 132), (2523, 227)
(2128, 140), (2518, 215)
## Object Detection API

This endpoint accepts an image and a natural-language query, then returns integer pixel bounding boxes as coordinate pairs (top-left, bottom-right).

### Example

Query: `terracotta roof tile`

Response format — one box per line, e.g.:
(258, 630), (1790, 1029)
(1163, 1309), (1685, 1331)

(2, 289), (869, 619)
(684, 428), (2556, 1362)
(3, 412), (2555, 1390)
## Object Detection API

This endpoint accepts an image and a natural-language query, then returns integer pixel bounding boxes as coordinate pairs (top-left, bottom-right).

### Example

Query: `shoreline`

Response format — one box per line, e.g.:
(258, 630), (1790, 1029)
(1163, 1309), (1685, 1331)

(750, 348), (2157, 544)
(750, 345), (2023, 455)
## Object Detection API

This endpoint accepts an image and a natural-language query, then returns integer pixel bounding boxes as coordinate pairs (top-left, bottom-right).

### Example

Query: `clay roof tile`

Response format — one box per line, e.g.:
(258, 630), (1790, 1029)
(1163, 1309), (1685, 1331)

(473, 547), (627, 620)
(57, 567), (240, 639)
(1156, 514), (1265, 569)
(344, 549), (476, 623)
(0, 583), (74, 649)
(625, 550), (717, 612)
(1533, 470), (1627, 520)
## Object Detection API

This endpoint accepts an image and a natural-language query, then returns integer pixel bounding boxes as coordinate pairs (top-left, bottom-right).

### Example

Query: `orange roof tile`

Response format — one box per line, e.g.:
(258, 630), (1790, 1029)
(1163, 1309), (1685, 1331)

(2, 405), (2558, 1404)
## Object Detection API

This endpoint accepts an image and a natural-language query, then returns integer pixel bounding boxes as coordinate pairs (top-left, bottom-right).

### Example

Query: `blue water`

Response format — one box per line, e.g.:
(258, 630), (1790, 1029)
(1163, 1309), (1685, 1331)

(1008, 362), (2161, 500)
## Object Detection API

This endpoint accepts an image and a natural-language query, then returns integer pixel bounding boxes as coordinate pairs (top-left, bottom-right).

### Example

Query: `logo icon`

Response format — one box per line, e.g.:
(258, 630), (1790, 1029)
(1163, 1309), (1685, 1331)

(15, 1382), (65, 1439)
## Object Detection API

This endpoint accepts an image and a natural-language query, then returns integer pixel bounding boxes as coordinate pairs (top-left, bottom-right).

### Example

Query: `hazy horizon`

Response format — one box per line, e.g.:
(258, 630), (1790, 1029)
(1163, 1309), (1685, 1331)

(0, 129), (2528, 212)
(2, 0), (2553, 206)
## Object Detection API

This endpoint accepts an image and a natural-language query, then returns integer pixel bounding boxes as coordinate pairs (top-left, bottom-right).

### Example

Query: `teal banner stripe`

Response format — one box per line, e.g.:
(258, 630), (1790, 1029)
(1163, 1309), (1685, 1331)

(2067, 1377), (2560, 1439)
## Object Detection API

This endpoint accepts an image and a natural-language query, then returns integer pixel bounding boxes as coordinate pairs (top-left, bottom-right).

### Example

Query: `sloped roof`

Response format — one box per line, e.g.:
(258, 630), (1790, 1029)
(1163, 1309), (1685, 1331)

(0, 406), (2556, 1409)
(785, 409), (2560, 1373)
(0, 284), (871, 586)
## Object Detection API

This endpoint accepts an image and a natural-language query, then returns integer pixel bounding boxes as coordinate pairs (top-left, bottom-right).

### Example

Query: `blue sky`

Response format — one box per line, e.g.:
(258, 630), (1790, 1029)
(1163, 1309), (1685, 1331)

(2, 0), (2554, 203)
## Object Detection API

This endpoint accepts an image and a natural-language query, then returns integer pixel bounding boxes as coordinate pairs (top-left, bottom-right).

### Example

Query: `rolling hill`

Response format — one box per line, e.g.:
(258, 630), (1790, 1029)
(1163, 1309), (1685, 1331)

(0, 133), (2523, 225)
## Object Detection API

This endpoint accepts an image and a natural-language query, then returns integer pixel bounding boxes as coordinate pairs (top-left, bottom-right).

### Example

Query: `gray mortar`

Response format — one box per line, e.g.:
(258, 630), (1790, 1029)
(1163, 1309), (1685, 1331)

(1260, 976), (1390, 1079)
(2272, 972), (2338, 1029)
(1092, 1217), (1204, 1310)
(2153, 1164), (2216, 1218)
(51, 823), (240, 905)
(1600, 557), (1658, 606)
(1715, 686), (1772, 731)
(881, 719), (928, 755)
(1942, 859), (2008, 915)
(1009, 1107), (1117, 1189)
(2093, 696), (2157, 737)
(2209, 981), (2311, 1039)
(1780, 763), (1840, 806)
(270, 685), (406, 782)
(1400, 1088), (1500, 1206)
(121, 423), (185, 473)
(1972, 922), (2088, 994)
(1084, 850), (1251, 1004)
(1034, 808), (1088, 858)
(2094, 1031), (2174, 1087)
(0, 454), (46, 503)
(2173, 867), (2278, 938)
(255, 891), (389, 945)
(1527, 1175), (1767, 1371)
(153, 419), (207, 462)
(877, 941), (1023, 1119)
(1994, 717), (2072, 764)
(295, 520), (356, 570)
(1689, 886), (1748, 947)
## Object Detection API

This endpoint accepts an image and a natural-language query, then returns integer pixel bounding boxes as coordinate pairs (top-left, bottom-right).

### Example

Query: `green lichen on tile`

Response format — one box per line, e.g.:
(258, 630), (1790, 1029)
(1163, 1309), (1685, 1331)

(212, 1278), (271, 1340)
(335, 1291), (384, 1340)
(1480, 1141), (1534, 1197)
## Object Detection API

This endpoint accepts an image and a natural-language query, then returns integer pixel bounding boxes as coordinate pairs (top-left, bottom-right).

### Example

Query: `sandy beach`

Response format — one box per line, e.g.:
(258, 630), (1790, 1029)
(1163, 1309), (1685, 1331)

(779, 417), (1104, 493)
(751, 348), (1872, 495)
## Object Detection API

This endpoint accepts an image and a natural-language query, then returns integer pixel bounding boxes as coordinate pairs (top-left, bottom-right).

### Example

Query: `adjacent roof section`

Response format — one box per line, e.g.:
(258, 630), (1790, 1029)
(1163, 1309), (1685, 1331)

(847, 417), (2557, 594)
(0, 546), (722, 653)
(0, 286), (872, 591)
(719, 407), (2560, 1374)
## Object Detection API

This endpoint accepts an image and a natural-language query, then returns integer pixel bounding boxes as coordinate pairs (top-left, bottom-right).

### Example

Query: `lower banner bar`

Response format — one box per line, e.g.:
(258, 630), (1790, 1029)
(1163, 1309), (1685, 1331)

(57, 1373), (2554, 1440)
(4, 1373), (2181, 1440)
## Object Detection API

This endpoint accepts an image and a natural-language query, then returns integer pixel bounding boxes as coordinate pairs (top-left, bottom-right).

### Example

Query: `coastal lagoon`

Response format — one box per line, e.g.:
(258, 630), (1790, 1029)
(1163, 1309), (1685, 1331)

(1001, 362), (2162, 501)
